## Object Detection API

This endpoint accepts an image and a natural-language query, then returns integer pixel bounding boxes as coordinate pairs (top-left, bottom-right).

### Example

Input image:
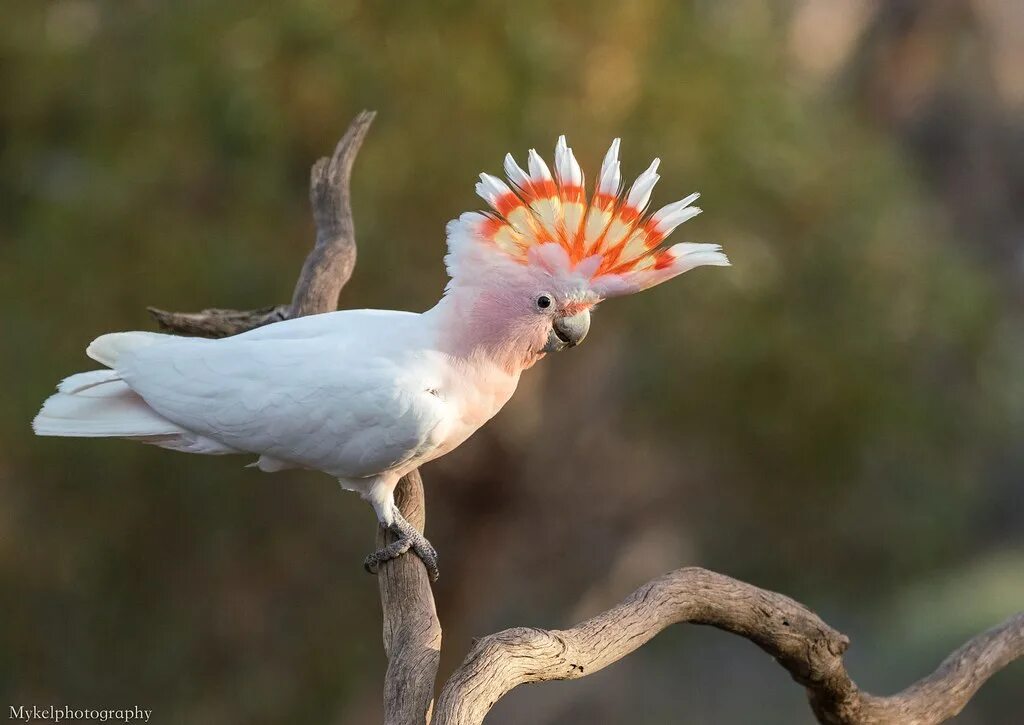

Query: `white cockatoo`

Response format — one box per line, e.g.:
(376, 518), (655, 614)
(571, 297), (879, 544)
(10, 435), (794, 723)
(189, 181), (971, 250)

(34, 137), (728, 579)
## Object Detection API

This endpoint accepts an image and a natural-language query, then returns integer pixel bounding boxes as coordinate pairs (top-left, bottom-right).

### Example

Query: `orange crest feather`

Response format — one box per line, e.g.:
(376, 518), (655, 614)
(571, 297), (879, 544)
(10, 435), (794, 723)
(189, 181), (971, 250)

(449, 136), (729, 298)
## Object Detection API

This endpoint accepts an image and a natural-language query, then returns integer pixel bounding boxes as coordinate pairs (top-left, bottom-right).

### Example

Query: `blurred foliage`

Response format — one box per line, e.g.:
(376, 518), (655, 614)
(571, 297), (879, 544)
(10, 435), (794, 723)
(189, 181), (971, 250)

(1, 1), (1021, 723)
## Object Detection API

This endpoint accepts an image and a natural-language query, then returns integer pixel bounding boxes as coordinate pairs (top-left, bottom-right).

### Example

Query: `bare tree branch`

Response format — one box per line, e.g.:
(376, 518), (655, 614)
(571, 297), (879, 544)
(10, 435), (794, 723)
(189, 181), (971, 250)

(814, 612), (1024, 724)
(432, 567), (1024, 725)
(146, 304), (290, 337)
(147, 110), (376, 336)
(377, 472), (443, 725)
(291, 109), (374, 317)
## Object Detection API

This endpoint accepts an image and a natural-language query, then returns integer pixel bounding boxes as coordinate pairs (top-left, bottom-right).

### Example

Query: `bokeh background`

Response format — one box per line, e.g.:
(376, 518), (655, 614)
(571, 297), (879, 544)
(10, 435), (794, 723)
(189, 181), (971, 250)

(2, 1), (1023, 722)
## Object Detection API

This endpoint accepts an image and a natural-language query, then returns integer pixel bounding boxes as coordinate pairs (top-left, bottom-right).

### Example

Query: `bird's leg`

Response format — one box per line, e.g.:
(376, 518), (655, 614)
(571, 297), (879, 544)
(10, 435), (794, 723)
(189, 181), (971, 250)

(363, 505), (439, 582)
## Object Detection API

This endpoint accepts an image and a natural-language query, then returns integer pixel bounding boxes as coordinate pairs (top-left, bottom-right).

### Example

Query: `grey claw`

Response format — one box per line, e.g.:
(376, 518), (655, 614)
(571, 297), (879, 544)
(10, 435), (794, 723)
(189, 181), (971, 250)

(362, 508), (439, 582)
(411, 538), (439, 582)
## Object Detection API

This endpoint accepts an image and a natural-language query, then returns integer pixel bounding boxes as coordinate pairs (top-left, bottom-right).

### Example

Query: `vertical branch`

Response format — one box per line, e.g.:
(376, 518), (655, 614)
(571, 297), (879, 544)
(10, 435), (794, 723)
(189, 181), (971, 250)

(291, 109), (375, 317)
(377, 471), (443, 725)
(290, 111), (444, 722)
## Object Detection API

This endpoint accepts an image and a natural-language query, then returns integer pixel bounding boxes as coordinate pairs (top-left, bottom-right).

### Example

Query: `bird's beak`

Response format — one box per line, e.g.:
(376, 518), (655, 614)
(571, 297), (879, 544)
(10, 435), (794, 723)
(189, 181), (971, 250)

(543, 309), (591, 353)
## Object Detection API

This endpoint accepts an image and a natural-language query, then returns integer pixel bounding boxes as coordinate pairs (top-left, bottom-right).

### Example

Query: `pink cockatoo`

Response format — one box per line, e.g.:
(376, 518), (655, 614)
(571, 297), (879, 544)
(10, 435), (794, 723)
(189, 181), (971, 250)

(34, 136), (728, 579)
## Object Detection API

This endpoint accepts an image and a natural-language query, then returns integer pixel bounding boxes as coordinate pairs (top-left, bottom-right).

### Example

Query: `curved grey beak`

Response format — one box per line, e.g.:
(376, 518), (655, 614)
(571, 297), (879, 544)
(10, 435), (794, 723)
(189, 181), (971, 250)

(542, 309), (591, 353)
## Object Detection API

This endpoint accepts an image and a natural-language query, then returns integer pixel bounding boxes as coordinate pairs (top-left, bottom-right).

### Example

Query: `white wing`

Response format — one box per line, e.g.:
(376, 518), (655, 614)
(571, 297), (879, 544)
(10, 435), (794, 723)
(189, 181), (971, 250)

(116, 324), (451, 478)
(234, 308), (420, 343)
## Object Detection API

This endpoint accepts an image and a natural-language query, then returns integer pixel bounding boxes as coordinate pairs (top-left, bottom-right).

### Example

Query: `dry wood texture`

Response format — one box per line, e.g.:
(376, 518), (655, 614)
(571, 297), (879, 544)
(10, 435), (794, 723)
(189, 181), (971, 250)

(378, 472), (443, 725)
(433, 568), (1023, 725)
(146, 111), (1022, 724)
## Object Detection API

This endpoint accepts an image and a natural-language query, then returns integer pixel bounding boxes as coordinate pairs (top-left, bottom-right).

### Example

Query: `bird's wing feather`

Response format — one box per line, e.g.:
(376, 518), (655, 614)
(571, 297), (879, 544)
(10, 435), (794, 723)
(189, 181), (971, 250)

(117, 335), (450, 478)
(234, 308), (420, 342)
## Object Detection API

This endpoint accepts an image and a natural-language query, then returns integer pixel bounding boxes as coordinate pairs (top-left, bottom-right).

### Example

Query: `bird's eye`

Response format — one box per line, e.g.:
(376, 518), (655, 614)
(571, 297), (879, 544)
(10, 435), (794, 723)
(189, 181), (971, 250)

(536, 294), (552, 310)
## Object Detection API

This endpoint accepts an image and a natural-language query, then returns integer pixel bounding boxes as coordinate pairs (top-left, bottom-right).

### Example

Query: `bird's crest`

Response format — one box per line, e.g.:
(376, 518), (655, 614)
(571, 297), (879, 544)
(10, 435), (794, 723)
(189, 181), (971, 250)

(446, 136), (728, 297)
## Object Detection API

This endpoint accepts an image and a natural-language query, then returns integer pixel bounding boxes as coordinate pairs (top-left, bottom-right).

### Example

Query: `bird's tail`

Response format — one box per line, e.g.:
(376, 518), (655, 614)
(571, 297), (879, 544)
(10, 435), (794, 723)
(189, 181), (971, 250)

(33, 373), (183, 438)
(33, 331), (184, 439)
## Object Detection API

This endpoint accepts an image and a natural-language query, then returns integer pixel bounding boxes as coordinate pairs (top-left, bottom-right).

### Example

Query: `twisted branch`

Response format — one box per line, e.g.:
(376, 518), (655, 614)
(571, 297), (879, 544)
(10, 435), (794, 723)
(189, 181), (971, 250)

(432, 567), (1023, 725)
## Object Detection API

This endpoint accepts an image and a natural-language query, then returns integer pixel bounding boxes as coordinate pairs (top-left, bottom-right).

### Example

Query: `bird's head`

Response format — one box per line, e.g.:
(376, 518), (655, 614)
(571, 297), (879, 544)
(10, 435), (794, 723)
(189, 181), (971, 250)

(442, 136), (729, 367)
(501, 269), (598, 356)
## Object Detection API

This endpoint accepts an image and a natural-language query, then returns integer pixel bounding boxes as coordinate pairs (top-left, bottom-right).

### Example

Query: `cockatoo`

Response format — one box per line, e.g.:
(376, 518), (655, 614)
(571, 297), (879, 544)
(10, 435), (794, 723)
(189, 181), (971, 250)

(34, 136), (728, 580)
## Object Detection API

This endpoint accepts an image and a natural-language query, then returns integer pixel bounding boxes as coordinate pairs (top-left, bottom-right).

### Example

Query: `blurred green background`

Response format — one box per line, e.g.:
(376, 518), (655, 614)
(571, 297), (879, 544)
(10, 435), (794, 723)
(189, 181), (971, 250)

(2, 1), (1022, 722)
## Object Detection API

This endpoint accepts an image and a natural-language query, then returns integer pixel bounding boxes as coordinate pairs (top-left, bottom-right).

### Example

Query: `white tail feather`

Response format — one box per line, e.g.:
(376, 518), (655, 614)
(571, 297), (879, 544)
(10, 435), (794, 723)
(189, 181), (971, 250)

(57, 369), (121, 394)
(86, 331), (171, 367)
(33, 379), (183, 438)
(35, 330), (239, 456)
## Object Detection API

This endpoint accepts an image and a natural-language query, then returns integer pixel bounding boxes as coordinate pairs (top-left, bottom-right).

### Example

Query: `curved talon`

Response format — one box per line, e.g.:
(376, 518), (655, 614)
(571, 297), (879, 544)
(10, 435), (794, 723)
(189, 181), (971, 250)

(363, 507), (440, 582)
(410, 537), (439, 582)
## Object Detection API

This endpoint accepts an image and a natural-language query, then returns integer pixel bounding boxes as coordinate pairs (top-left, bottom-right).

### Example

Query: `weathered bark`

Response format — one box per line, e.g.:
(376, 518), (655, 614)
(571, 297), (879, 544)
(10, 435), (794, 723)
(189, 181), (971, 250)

(146, 304), (289, 337)
(290, 109), (373, 317)
(433, 567), (1023, 725)
(378, 472), (443, 725)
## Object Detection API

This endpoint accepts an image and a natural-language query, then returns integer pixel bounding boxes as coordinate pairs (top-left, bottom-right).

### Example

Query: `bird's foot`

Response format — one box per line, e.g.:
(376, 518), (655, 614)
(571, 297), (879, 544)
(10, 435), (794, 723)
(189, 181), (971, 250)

(363, 507), (439, 582)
